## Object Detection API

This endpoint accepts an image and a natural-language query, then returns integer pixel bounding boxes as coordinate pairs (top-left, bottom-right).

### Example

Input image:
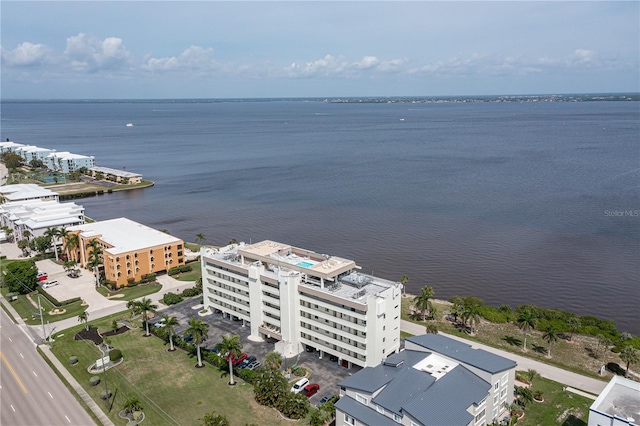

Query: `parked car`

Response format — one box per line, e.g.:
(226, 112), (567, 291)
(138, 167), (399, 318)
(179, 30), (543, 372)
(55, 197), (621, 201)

(153, 320), (166, 328)
(301, 383), (320, 398)
(246, 361), (261, 370)
(290, 378), (310, 393)
(42, 280), (58, 288)
(317, 393), (336, 407)
(183, 332), (193, 342)
(226, 352), (248, 366)
(37, 271), (48, 282)
(329, 355), (339, 362)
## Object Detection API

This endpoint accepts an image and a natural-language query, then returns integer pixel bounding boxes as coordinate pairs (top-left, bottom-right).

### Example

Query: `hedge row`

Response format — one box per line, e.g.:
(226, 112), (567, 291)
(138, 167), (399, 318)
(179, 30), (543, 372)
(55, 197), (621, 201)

(161, 285), (202, 306)
(37, 287), (81, 306)
(168, 264), (193, 275)
(59, 191), (105, 200)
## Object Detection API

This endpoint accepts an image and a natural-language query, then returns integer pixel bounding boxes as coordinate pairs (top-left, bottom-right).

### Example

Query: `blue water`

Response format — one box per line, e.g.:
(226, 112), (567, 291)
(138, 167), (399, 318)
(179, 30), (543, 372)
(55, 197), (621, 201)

(2, 98), (638, 333)
(297, 262), (315, 268)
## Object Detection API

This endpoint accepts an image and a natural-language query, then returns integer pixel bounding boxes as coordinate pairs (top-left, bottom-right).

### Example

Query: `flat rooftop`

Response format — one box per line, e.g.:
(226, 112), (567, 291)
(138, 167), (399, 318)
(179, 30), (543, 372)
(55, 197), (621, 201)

(68, 217), (182, 254)
(591, 375), (640, 424)
(90, 166), (141, 178)
(0, 184), (58, 200)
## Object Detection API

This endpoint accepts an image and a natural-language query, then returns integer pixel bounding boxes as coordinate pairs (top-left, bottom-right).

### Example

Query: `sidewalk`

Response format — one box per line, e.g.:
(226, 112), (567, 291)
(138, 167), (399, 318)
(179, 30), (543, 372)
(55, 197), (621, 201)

(401, 319), (607, 396)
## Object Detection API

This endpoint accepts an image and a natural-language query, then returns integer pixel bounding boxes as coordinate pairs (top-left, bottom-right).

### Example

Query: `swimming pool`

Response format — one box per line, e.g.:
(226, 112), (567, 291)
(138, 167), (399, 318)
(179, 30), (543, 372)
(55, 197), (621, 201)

(296, 261), (315, 268)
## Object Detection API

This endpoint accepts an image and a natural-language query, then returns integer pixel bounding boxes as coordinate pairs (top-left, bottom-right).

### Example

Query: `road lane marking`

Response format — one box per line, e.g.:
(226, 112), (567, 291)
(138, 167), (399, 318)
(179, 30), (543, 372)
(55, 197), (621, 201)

(8, 337), (12, 342)
(48, 391), (53, 398)
(65, 415), (71, 423)
(11, 405), (15, 412)
(0, 352), (28, 394)
(32, 370), (37, 377)
(20, 353), (24, 359)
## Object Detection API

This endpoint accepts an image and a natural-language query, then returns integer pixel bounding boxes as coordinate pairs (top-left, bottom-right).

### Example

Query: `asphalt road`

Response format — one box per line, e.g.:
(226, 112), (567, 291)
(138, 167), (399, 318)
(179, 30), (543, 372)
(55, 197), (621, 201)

(0, 309), (96, 426)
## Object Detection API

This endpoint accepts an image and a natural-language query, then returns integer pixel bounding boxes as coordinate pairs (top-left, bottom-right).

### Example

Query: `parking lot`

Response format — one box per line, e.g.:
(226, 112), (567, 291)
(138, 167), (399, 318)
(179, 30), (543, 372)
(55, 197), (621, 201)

(154, 298), (360, 405)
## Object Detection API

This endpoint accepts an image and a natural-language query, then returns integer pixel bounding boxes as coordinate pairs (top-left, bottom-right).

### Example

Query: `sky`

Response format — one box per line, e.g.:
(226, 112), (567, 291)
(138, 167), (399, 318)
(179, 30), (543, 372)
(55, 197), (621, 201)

(1, 1), (639, 99)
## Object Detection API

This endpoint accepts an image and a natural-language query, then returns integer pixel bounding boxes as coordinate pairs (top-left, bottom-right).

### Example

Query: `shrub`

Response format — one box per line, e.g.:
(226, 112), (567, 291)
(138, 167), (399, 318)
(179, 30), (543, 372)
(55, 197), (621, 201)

(69, 356), (78, 365)
(162, 292), (184, 306)
(109, 349), (123, 362)
(478, 306), (510, 324)
(237, 368), (257, 384)
(89, 376), (101, 386)
(100, 390), (112, 400)
(181, 287), (201, 297)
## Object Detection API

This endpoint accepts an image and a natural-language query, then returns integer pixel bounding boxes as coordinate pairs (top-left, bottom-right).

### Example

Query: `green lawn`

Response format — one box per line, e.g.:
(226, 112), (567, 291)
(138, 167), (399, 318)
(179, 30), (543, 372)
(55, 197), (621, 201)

(0, 285), (87, 326)
(50, 313), (296, 426)
(95, 283), (162, 301)
(518, 374), (592, 426)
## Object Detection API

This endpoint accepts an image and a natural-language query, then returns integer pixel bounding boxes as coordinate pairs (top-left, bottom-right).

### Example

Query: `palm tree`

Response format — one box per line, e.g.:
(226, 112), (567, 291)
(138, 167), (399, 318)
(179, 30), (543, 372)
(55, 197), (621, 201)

(215, 334), (243, 384)
(426, 323), (438, 334)
(86, 239), (103, 287)
(63, 231), (80, 261)
(200, 411), (229, 426)
(525, 369), (539, 385)
(400, 274), (409, 297)
(567, 317), (581, 342)
(462, 303), (482, 334)
(601, 337), (613, 364)
(264, 350), (283, 370)
(412, 285), (434, 321)
(163, 314), (179, 351)
(122, 397), (143, 416)
(137, 298), (158, 336)
(196, 233), (206, 244)
(44, 227), (59, 261)
(542, 325), (559, 357)
(78, 311), (89, 331)
(619, 346), (639, 378)
(186, 317), (210, 368)
(516, 309), (537, 351)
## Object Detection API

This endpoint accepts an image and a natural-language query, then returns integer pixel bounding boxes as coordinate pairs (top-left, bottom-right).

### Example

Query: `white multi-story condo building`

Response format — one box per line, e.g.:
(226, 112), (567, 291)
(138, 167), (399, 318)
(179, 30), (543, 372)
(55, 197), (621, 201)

(46, 151), (95, 173)
(200, 240), (402, 368)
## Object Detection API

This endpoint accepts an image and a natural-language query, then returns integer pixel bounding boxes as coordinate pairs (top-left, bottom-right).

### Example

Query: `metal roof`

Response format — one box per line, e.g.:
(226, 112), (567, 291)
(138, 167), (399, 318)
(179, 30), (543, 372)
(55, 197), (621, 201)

(335, 396), (398, 426)
(406, 334), (516, 373)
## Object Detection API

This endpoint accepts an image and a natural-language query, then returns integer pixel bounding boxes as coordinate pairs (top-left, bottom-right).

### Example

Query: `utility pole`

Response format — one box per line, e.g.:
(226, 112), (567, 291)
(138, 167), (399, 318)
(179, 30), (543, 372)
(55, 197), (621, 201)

(38, 295), (46, 343)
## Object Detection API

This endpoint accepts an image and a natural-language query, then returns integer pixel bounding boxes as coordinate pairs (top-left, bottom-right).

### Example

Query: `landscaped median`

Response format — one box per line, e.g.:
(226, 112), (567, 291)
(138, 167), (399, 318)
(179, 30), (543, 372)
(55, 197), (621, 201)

(49, 312), (296, 425)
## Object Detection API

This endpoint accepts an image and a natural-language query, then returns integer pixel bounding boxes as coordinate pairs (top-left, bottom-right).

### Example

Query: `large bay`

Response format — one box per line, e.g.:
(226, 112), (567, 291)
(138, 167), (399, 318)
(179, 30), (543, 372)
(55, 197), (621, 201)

(2, 99), (638, 333)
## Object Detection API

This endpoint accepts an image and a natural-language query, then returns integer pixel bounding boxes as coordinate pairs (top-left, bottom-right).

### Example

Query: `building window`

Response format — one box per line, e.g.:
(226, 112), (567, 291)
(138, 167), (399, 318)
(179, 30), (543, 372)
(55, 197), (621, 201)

(475, 408), (486, 423)
(494, 382), (499, 390)
(393, 414), (402, 423)
(344, 414), (355, 426)
(500, 388), (507, 398)
(376, 405), (384, 414)
(493, 394), (499, 405)
(501, 373), (508, 386)
(355, 394), (368, 405)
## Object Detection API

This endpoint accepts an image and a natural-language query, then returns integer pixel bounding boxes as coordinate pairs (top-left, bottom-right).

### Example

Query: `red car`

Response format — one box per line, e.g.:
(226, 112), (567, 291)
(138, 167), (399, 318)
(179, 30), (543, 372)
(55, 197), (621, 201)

(37, 271), (48, 282)
(301, 383), (320, 398)
(227, 352), (248, 366)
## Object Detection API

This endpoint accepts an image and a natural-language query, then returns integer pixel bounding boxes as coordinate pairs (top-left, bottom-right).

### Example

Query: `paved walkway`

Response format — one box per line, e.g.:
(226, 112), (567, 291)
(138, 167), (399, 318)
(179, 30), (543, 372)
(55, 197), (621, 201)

(401, 320), (607, 396)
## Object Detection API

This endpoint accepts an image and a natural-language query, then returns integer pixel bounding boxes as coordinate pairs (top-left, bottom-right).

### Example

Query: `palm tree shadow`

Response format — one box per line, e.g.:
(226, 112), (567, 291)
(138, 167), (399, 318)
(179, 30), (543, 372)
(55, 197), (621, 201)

(532, 343), (547, 354)
(503, 336), (521, 347)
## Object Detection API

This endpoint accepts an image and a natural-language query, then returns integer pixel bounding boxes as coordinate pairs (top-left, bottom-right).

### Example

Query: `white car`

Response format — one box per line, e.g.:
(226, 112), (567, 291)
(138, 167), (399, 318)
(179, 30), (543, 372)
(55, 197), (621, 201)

(290, 378), (309, 393)
(42, 280), (59, 288)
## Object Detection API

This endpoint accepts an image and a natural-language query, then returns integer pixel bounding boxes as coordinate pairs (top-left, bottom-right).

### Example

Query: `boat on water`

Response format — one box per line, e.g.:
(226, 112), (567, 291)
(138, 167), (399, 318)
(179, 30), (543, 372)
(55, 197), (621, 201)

(126, 123), (133, 127)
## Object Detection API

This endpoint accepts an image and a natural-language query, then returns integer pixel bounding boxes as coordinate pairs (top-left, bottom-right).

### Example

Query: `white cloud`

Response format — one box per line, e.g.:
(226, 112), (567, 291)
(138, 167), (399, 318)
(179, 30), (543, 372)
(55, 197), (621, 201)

(64, 33), (133, 72)
(1, 42), (54, 67)
(141, 45), (217, 72)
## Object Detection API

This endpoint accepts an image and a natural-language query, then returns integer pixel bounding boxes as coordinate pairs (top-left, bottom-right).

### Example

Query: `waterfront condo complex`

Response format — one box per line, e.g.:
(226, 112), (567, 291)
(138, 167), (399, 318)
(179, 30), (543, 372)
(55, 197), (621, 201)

(200, 240), (402, 368)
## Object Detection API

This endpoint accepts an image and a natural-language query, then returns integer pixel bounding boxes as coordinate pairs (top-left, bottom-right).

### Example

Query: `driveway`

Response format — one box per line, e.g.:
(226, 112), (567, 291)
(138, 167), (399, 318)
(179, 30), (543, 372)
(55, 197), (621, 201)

(156, 298), (357, 404)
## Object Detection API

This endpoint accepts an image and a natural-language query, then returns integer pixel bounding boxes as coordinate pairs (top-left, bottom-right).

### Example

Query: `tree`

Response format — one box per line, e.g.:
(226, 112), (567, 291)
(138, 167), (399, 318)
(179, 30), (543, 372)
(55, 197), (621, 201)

(137, 298), (158, 337)
(426, 323), (438, 334)
(462, 301), (482, 334)
(542, 325), (559, 357)
(63, 260), (80, 278)
(525, 369), (539, 385)
(163, 314), (179, 351)
(122, 397), (143, 416)
(515, 385), (534, 407)
(228, 238), (238, 245)
(215, 334), (242, 384)
(0, 151), (23, 170)
(400, 274), (409, 296)
(186, 317), (210, 368)
(264, 350), (283, 370)
(412, 285), (434, 321)
(200, 411), (229, 426)
(517, 309), (537, 351)
(63, 232), (80, 260)
(253, 367), (289, 408)
(86, 239), (103, 287)
(567, 317), (581, 342)
(44, 227), (59, 261)
(78, 311), (89, 331)
(196, 233), (206, 244)
(32, 235), (52, 258)
(619, 346), (639, 378)
(4, 260), (38, 294)
(17, 239), (30, 257)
